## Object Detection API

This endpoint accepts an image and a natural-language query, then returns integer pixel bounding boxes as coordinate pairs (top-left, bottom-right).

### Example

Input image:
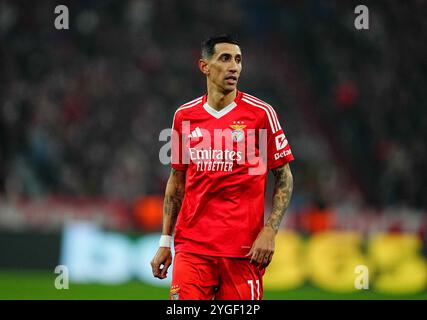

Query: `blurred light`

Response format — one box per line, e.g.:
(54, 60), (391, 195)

(60, 222), (172, 287)
(0, 2), (17, 34)
(76, 10), (99, 35)
(134, 196), (163, 231)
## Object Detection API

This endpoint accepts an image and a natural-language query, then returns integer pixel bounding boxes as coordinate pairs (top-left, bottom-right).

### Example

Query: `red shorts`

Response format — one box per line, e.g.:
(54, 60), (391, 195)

(170, 251), (265, 300)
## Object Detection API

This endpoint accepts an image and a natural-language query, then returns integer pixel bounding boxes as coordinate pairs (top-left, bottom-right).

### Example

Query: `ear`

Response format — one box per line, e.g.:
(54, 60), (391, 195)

(198, 59), (209, 76)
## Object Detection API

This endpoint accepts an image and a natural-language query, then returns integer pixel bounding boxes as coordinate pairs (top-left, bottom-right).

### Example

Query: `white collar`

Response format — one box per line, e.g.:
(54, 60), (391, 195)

(203, 101), (237, 119)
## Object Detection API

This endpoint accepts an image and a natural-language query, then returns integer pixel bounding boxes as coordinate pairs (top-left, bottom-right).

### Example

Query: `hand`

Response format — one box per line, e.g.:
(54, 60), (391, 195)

(150, 247), (172, 279)
(246, 226), (277, 269)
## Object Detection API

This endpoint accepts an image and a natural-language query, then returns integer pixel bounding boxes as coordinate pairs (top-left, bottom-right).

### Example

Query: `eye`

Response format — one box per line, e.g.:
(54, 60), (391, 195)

(220, 54), (231, 62)
(235, 56), (242, 63)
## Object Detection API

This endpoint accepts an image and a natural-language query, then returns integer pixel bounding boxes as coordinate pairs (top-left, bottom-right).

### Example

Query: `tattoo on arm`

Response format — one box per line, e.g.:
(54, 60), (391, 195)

(163, 168), (186, 235)
(266, 164), (294, 232)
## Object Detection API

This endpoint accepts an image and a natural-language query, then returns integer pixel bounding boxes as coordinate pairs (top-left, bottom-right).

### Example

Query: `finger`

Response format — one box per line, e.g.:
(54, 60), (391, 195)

(160, 260), (172, 278)
(151, 260), (159, 277)
(157, 268), (165, 279)
(250, 248), (257, 262)
(155, 266), (164, 279)
(256, 251), (266, 267)
(260, 250), (272, 267)
(151, 260), (163, 278)
(261, 255), (271, 269)
(250, 250), (259, 265)
(262, 252), (274, 268)
(250, 250), (258, 263)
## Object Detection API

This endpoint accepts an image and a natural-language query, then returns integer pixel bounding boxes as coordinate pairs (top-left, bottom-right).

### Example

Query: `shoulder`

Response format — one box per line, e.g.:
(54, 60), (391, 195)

(240, 92), (277, 113)
(240, 92), (281, 133)
(173, 95), (204, 119)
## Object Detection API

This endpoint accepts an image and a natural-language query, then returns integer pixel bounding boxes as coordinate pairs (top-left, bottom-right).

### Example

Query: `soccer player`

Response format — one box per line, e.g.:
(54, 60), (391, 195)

(150, 35), (294, 300)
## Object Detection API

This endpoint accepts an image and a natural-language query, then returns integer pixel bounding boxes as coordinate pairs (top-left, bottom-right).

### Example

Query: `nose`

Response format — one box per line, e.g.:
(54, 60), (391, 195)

(228, 60), (238, 73)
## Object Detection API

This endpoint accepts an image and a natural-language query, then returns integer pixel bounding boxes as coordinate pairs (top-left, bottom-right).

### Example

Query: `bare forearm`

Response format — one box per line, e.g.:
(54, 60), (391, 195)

(266, 163), (293, 232)
(162, 169), (185, 235)
(162, 195), (182, 236)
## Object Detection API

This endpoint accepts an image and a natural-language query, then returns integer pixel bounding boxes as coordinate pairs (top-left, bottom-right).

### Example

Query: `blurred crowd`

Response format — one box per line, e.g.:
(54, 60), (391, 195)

(288, 1), (427, 209)
(1, 0), (426, 216)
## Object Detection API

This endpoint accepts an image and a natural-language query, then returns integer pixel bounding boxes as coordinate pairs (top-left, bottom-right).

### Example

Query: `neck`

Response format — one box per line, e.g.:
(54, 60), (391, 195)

(206, 83), (237, 111)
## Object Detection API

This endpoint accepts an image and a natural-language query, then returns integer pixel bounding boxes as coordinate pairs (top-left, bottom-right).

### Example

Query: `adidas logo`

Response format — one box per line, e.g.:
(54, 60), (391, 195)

(188, 127), (203, 139)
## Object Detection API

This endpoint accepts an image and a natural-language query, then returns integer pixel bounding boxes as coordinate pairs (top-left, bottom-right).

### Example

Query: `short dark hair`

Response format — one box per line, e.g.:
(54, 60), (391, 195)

(201, 34), (239, 59)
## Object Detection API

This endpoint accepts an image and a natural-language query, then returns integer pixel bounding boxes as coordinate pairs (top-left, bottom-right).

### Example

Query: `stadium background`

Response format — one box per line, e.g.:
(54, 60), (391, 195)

(0, 0), (426, 299)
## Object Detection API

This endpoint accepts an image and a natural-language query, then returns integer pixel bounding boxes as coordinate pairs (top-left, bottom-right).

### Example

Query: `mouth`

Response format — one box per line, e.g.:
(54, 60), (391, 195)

(224, 75), (238, 85)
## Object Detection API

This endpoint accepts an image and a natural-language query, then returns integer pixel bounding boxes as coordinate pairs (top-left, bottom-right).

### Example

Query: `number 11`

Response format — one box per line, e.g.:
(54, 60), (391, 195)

(247, 279), (260, 300)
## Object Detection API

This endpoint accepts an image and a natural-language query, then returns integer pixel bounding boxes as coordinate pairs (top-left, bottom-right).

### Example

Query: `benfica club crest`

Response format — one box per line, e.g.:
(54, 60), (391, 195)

(230, 121), (246, 142)
(170, 285), (180, 300)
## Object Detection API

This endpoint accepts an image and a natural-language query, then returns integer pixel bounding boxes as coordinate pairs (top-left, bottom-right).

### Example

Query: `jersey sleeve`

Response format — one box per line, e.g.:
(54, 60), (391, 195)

(265, 108), (294, 170)
(171, 110), (188, 171)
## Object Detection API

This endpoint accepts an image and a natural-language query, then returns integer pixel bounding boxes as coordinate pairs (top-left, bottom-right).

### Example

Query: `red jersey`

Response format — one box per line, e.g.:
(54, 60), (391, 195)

(171, 91), (294, 257)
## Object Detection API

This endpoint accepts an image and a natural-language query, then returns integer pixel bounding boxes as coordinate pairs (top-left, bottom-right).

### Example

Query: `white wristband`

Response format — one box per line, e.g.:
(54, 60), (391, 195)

(159, 235), (173, 248)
